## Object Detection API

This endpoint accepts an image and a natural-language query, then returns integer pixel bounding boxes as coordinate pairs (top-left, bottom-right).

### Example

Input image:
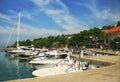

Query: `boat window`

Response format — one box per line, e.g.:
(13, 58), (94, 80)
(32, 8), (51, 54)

(56, 54), (67, 59)
(45, 54), (55, 59)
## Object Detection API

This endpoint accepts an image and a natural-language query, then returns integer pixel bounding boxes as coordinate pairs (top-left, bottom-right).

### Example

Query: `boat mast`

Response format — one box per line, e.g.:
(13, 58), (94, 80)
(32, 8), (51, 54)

(17, 12), (21, 48)
(5, 30), (12, 48)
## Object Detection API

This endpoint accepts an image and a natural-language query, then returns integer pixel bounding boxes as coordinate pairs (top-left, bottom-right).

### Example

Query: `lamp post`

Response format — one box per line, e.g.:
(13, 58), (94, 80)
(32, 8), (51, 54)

(89, 36), (93, 48)
(67, 36), (71, 49)
(116, 42), (119, 51)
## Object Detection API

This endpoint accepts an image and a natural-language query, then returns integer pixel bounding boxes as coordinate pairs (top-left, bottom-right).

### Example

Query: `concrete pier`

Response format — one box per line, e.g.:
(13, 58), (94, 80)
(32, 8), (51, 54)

(7, 55), (120, 82)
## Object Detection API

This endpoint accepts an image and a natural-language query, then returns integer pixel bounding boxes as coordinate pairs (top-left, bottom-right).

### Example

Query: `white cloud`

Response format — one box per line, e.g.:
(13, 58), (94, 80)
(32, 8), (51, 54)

(0, 26), (12, 34)
(46, 9), (64, 15)
(1, 0), (88, 40)
(0, 10), (62, 39)
(32, 0), (51, 7)
(0, 23), (62, 37)
(21, 11), (33, 20)
(0, 22), (63, 47)
(76, 0), (120, 22)
(19, 23), (62, 36)
(8, 10), (17, 15)
(0, 13), (13, 23)
(31, 0), (87, 34)
(0, 12), (18, 28)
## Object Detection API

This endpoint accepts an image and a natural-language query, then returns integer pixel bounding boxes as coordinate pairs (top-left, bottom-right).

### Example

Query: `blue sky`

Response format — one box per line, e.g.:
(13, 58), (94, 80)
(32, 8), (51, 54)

(0, 0), (120, 47)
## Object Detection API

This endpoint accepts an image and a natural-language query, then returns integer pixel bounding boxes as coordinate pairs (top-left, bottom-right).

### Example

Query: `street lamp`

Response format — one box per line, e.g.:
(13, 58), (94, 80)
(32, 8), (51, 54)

(116, 42), (119, 51)
(89, 35), (93, 48)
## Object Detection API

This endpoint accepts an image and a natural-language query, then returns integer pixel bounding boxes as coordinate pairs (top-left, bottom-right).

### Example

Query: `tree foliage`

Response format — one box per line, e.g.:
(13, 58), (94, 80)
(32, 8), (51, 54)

(10, 21), (120, 50)
(11, 27), (108, 49)
(110, 37), (120, 50)
(13, 27), (106, 49)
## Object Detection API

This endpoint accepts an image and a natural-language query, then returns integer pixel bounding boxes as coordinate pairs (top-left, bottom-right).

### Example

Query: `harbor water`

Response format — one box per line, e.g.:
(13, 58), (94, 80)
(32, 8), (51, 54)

(0, 50), (34, 81)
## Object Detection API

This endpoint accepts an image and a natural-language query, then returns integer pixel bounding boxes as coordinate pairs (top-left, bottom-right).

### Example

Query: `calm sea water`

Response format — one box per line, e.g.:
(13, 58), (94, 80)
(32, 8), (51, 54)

(0, 50), (34, 81)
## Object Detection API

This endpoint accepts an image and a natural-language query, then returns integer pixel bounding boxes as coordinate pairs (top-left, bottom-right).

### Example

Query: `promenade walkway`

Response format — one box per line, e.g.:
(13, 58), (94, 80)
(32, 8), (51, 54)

(85, 48), (120, 55)
(8, 54), (120, 82)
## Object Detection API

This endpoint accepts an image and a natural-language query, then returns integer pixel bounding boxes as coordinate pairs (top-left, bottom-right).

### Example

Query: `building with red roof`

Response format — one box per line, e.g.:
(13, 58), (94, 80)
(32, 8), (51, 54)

(106, 26), (120, 33)
(103, 26), (120, 40)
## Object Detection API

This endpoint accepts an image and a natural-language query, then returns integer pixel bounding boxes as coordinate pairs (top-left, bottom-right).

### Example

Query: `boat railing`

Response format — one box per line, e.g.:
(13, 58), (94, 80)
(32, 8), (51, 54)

(65, 60), (78, 72)
(65, 61), (94, 72)
(52, 59), (67, 68)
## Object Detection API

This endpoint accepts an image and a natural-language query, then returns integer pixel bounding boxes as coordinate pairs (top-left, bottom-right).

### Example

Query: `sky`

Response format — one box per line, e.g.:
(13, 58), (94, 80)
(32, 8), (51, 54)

(0, 0), (120, 47)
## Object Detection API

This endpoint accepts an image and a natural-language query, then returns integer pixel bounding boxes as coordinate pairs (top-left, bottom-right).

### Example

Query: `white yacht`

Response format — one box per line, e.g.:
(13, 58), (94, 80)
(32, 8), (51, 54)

(6, 12), (38, 57)
(32, 61), (96, 77)
(19, 50), (38, 57)
(8, 47), (25, 54)
(31, 49), (97, 77)
(7, 12), (23, 56)
(8, 46), (37, 57)
(29, 50), (72, 69)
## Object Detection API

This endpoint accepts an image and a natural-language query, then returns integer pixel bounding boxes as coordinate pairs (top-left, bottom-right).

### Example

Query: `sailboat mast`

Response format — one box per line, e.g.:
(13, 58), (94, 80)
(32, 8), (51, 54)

(17, 12), (21, 48)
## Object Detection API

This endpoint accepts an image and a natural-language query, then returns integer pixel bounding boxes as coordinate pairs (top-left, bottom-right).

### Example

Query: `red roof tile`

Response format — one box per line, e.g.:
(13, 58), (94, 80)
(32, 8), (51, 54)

(106, 26), (120, 33)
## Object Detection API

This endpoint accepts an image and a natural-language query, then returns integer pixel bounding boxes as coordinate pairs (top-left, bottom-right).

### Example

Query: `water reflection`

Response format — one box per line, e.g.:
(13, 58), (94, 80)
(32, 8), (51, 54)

(0, 50), (33, 81)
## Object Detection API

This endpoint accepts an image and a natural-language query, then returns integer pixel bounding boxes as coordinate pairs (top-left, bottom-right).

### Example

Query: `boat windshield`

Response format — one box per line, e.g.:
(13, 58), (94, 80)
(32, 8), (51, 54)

(43, 53), (67, 59)
(56, 54), (67, 59)
(44, 53), (56, 59)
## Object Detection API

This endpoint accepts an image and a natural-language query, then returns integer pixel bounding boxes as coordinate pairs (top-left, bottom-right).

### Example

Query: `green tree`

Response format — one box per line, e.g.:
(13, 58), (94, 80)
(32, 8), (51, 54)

(117, 21), (120, 26)
(57, 34), (67, 48)
(11, 27), (106, 49)
(110, 37), (120, 50)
